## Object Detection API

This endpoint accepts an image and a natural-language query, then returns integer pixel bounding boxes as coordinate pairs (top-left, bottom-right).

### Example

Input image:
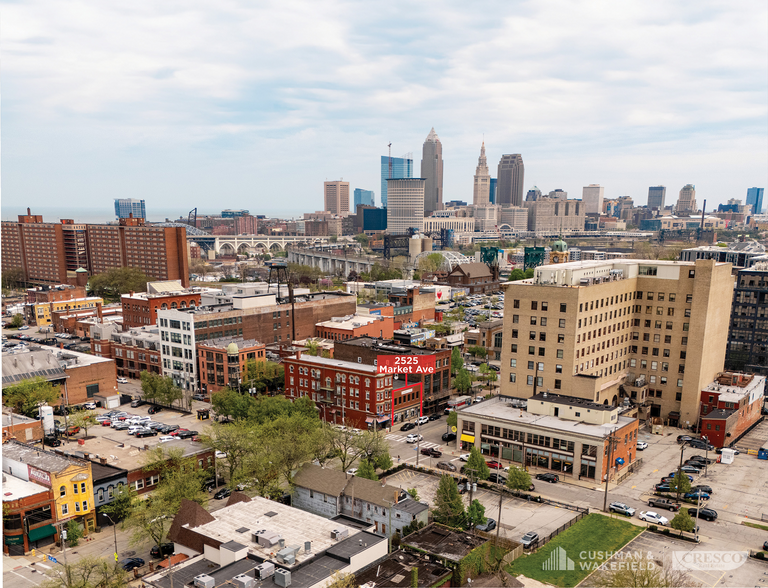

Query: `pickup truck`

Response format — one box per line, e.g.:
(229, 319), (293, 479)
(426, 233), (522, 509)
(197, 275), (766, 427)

(647, 497), (681, 511)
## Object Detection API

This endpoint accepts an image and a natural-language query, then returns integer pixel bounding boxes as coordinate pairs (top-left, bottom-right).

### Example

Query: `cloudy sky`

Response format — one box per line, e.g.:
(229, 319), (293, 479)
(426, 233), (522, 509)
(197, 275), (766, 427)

(2, 0), (767, 220)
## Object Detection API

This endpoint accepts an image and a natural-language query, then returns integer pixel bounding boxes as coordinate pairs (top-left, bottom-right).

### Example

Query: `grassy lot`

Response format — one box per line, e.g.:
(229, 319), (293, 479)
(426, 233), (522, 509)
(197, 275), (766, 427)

(506, 513), (643, 587)
(742, 521), (768, 532)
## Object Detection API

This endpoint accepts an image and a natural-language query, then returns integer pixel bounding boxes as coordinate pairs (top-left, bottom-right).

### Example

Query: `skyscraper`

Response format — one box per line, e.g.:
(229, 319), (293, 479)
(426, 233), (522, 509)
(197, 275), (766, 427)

(380, 155), (413, 208)
(647, 186), (666, 210)
(675, 184), (697, 214)
(472, 142), (491, 206)
(324, 181), (350, 215)
(114, 198), (146, 219)
(354, 189), (375, 208)
(421, 128), (443, 215)
(489, 178), (497, 204)
(525, 187), (542, 202)
(496, 154), (524, 206)
(746, 187), (764, 215)
(386, 178), (425, 235)
(582, 185), (604, 214)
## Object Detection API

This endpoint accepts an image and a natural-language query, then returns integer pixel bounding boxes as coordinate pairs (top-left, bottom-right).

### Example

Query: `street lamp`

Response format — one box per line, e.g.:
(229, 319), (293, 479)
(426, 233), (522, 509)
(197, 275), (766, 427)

(102, 513), (119, 565)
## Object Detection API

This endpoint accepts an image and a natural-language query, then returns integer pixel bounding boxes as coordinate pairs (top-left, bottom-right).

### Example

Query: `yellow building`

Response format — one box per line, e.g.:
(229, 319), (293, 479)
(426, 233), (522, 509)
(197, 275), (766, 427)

(3, 441), (97, 535)
(32, 296), (103, 326)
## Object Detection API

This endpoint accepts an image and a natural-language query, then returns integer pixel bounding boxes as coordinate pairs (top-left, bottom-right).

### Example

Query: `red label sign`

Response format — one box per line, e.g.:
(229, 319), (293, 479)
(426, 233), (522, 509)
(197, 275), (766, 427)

(377, 355), (436, 374)
(28, 465), (51, 487)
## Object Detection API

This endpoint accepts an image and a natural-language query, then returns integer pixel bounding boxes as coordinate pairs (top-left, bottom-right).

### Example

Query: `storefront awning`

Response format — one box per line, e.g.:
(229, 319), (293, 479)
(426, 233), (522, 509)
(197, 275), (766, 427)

(28, 524), (56, 542)
(461, 434), (475, 443)
(366, 416), (391, 424)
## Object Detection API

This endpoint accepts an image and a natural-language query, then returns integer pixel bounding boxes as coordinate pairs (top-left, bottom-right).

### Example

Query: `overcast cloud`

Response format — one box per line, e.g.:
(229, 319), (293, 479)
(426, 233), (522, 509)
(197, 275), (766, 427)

(2, 0), (767, 218)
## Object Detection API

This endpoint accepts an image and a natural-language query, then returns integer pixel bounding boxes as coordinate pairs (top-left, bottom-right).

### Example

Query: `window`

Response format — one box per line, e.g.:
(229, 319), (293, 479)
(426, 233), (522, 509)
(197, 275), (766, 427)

(539, 332), (546, 342)
(529, 346), (535, 355)
(530, 316), (537, 326)
(510, 344), (517, 353)
(509, 373), (516, 383)
(512, 330), (518, 339)
(73, 484), (79, 495)
(688, 270), (695, 278)
(558, 334), (565, 343)
(61, 504), (69, 515)
(527, 361), (535, 370)
(556, 364), (563, 373)
(531, 301), (538, 310)
(530, 331), (536, 340)
(667, 308), (674, 316)
(559, 319), (566, 328)
(555, 379), (561, 389)
(686, 294), (693, 302)
(677, 379), (683, 387)
(557, 349), (563, 359)
(527, 375), (534, 385)
(542, 302), (548, 311)
(510, 359), (517, 368)
(75, 502), (81, 512)
(513, 315), (519, 323)
(81, 482), (86, 494)
(514, 299), (520, 309)
(82, 501), (88, 511)
(540, 317), (547, 327)
(676, 392), (682, 401)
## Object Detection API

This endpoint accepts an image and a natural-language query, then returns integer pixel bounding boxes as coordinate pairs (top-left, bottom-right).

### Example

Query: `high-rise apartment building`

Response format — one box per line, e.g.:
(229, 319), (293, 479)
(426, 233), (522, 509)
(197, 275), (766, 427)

(647, 186), (666, 210)
(324, 181), (350, 215)
(472, 142), (491, 206)
(386, 178), (426, 235)
(380, 155), (413, 208)
(675, 184), (697, 214)
(114, 198), (146, 219)
(354, 189), (375, 208)
(496, 154), (524, 207)
(500, 259), (733, 427)
(1, 211), (189, 287)
(582, 185), (604, 215)
(746, 187), (764, 215)
(725, 265), (768, 376)
(421, 128), (443, 215)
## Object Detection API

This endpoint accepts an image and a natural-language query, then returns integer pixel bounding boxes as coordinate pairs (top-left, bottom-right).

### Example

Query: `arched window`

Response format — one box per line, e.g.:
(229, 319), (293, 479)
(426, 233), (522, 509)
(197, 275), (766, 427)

(161, 303), (168, 310)
(59, 485), (66, 497)
(98, 488), (104, 502)
(171, 302), (178, 309)
(189, 301), (196, 308)
(180, 301), (187, 309)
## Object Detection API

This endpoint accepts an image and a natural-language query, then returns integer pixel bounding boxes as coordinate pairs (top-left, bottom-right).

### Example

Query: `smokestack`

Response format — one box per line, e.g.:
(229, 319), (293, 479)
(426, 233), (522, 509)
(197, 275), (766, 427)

(27, 207), (31, 215)
(97, 302), (103, 322)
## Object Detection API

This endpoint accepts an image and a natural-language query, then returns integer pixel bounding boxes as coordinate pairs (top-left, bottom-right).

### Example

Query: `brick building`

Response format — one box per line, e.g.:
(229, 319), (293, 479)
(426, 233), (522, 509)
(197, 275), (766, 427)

(333, 337), (453, 416)
(26, 284), (87, 304)
(52, 303), (121, 337)
(100, 326), (162, 379)
(464, 318), (504, 360)
(283, 351), (397, 429)
(197, 337), (266, 394)
(30, 296), (103, 327)
(444, 263), (500, 295)
(698, 372), (765, 447)
(121, 282), (201, 328)
(388, 286), (436, 328)
(1, 211), (68, 284)
(315, 313), (395, 341)
(2, 474), (57, 555)
(2, 410), (44, 445)
(457, 394), (639, 483)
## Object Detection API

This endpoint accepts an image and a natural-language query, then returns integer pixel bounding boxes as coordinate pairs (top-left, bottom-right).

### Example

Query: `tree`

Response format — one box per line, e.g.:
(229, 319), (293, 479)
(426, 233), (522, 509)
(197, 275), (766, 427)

(671, 509), (696, 536)
(479, 364), (497, 394)
(451, 347), (463, 375)
(406, 487), (420, 502)
(465, 447), (491, 480)
(454, 368), (473, 396)
(505, 466), (532, 493)
(264, 413), (323, 485)
(211, 388), (255, 421)
(99, 484), (136, 525)
(353, 234), (369, 247)
(447, 410), (458, 429)
(523, 268), (534, 279)
(89, 267), (152, 298)
(593, 553), (700, 588)
(199, 421), (258, 484)
(189, 258), (212, 280)
(670, 468), (692, 499)
(325, 422), (389, 473)
(510, 269), (525, 281)
(10, 313), (24, 328)
(418, 253), (444, 275)
(41, 554), (130, 588)
(305, 340), (321, 356)
(3, 377), (60, 417)
(325, 571), (357, 588)
(468, 345), (487, 361)
(466, 499), (487, 530)
(140, 371), (183, 408)
(68, 410), (98, 438)
(65, 519), (84, 547)
(2, 267), (25, 291)
(433, 475), (466, 528)
(356, 459), (378, 481)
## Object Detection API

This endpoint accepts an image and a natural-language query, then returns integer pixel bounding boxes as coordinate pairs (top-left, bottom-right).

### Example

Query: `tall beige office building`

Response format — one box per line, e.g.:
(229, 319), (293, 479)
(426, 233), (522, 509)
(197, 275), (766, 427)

(582, 184), (604, 214)
(500, 258), (733, 427)
(386, 178), (425, 235)
(496, 154), (524, 206)
(472, 142), (491, 206)
(324, 181), (350, 216)
(675, 184), (697, 214)
(421, 128), (443, 215)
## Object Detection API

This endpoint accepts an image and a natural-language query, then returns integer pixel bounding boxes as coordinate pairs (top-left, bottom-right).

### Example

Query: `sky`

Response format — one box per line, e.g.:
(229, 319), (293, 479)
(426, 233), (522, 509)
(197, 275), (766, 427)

(2, 0), (767, 221)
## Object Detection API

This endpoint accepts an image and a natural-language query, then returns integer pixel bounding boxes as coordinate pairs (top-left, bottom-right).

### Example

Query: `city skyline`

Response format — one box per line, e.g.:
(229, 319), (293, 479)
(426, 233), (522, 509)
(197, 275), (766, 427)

(2, 2), (766, 216)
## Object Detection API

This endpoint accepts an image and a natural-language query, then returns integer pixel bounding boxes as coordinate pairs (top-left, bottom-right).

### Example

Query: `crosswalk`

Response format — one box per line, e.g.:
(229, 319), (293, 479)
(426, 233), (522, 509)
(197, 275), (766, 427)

(385, 433), (440, 449)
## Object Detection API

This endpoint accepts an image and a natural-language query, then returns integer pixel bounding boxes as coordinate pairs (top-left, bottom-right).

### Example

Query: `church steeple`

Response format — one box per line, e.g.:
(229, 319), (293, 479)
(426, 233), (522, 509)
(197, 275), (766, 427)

(473, 141), (491, 206)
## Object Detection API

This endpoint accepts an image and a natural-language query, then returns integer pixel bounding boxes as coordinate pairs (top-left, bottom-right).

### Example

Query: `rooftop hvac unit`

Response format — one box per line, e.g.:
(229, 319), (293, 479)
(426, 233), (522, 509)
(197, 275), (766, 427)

(331, 527), (349, 540)
(274, 569), (292, 587)
(193, 574), (215, 588)
(255, 562), (275, 579)
(231, 574), (255, 588)
(254, 530), (281, 547)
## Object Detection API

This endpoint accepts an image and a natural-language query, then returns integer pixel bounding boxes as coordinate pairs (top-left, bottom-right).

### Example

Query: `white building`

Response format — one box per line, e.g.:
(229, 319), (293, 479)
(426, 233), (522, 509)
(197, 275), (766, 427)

(582, 184), (604, 215)
(157, 309), (197, 391)
(386, 178), (425, 235)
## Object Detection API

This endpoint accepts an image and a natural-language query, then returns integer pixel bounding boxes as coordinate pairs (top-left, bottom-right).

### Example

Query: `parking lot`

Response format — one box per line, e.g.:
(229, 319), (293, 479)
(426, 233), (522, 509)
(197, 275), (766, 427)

(384, 469), (582, 545)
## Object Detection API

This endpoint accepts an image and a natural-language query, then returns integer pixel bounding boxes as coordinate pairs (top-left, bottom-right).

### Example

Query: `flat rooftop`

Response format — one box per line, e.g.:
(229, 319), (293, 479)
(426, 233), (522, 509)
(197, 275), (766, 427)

(287, 354), (379, 374)
(338, 337), (444, 356)
(403, 523), (486, 563)
(3, 440), (90, 475)
(530, 392), (616, 412)
(54, 437), (208, 472)
(316, 314), (381, 331)
(192, 495), (362, 567)
(355, 549), (452, 588)
(2, 410), (39, 427)
(1, 474), (50, 502)
(459, 396), (634, 439)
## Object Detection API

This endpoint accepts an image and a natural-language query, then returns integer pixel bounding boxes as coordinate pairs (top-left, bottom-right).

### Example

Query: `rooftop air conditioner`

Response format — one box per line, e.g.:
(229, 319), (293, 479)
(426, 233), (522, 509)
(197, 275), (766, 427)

(255, 562), (275, 579)
(231, 574), (255, 588)
(274, 569), (292, 587)
(193, 574), (215, 588)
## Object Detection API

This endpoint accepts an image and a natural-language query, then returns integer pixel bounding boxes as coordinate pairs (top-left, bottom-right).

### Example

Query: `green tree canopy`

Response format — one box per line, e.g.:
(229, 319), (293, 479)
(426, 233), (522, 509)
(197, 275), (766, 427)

(2, 267), (26, 291)
(671, 509), (696, 535)
(454, 368), (473, 395)
(211, 387), (256, 420)
(509, 269), (525, 281)
(447, 410), (458, 428)
(99, 484), (136, 525)
(466, 499), (487, 530)
(3, 376), (60, 417)
(433, 475), (466, 529)
(465, 447), (491, 480)
(505, 466), (532, 492)
(89, 266), (152, 297)
(68, 410), (99, 437)
(10, 314), (24, 328)
(451, 347), (463, 374)
(356, 459), (378, 481)
(41, 554), (130, 588)
(671, 468), (692, 498)
(468, 345), (487, 360)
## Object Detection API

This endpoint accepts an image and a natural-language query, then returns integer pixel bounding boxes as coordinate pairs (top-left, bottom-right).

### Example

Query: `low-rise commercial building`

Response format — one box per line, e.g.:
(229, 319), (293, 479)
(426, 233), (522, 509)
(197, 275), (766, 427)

(2, 409), (44, 445)
(698, 373), (765, 447)
(90, 461), (128, 527)
(121, 281), (202, 328)
(444, 263), (500, 295)
(2, 474), (57, 555)
(315, 313), (395, 341)
(456, 394), (639, 483)
(197, 337), (266, 394)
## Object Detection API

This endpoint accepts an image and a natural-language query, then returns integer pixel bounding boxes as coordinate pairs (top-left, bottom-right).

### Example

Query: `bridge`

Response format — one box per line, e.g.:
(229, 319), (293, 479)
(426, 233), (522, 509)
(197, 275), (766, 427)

(189, 235), (331, 254)
(287, 249), (378, 276)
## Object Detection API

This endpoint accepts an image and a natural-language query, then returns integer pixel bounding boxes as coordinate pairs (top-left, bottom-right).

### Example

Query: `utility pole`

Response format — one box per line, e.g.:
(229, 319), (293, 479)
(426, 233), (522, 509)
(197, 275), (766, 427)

(676, 440), (688, 502)
(103, 514), (119, 566)
(602, 428), (617, 512)
(466, 467), (478, 532)
(495, 448), (503, 539)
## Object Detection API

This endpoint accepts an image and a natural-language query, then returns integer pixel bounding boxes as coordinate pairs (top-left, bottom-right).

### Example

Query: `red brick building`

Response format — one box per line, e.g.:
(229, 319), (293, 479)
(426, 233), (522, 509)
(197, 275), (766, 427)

(284, 351), (400, 429)
(121, 287), (201, 328)
(26, 284), (87, 304)
(315, 313), (395, 341)
(388, 287), (436, 328)
(108, 326), (162, 379)
(2, 475), (57, 555)
(698, 372), (765, 448)
(444, 263), (500, 295)
(2, 410), (44, 445)
(197, 337), (266, 394)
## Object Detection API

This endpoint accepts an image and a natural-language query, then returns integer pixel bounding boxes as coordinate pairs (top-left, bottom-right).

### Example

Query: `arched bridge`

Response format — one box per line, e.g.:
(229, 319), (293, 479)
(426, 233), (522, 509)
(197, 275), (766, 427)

(189, 235), (331, 255)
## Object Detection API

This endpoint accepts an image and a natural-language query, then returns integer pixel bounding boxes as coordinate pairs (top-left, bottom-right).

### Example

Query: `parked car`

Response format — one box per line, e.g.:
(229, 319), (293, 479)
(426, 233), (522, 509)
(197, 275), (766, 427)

(437, 461), (457, 472)
(420, 447), (442, 458)
(113, 422), (131, 431)
(119, 558), (144, 571)
(715, 447), (740, 455)
(680, 465), (703, 474)
(677, 435), (693, 444)
(684, 490), (710, 500)
(159, 436), (175, 443)
(117, 377), (128, 384)
(346, 468), (358, 476)
(428, 413), (441, 421)
(692, 485), (713, 494)
(405, 434), (423, 443)
(459, 453), (470, 462)
(43, 435), (61, 447)
(149, 543), (175, 559)
(147, 422), (166, 430)
(159, 424), (179, 434)
(687, 507), (718, 521)
(192, 394), (206, 401)
(417, 416), (429, 425)
(65, 426), (80, 435)
(521, 532), (539, 548)
(688, 455), (715, 465)
(83, 402), (96, 410)
(135, 428), (157, 438)
(475, 518), (496, 532)
(535, 473), (559, 483)
(130, 399), (144, 408)
(636, 441), (648, 450)
(655, 483), (672, 492)
(639, 511), (669, 525)
(441, 432), (456, 442)
(688, 439), (715, 451)
(608, 502), (636, 516)
(176, 429), (199, 439)
(488, 473), (507, 485)
(485, 460), (503, 469)
(148, 405), (162, 415)
(647, 497), (681, 511)
(169, 428), (188, 436)
(668, 472), (695, 482)
(400, 422), (415, 432)
(213, 487), (232, 500)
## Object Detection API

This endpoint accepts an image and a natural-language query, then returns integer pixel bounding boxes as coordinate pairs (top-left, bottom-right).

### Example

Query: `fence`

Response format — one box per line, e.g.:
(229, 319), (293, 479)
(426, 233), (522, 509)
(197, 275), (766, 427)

(615, 457), (644, 485)
(528, 510), (589, 551)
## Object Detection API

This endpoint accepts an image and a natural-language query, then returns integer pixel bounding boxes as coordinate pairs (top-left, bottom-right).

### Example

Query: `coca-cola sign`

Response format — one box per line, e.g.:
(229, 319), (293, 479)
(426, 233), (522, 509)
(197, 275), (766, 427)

(28, 465), (51, 487)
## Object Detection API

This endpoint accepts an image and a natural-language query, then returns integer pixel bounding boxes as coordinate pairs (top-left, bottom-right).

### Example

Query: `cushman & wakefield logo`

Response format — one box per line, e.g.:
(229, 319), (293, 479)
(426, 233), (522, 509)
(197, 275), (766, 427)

(541, 548), (747, 572)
